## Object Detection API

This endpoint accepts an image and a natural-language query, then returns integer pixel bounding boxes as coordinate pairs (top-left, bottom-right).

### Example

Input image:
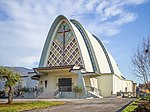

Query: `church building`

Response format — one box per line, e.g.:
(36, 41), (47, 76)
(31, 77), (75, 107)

(32, 15), (134, 98)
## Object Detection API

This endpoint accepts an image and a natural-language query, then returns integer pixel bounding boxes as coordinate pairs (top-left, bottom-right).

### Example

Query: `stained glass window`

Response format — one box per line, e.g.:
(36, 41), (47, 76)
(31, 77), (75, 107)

(47, 22), (82, 67)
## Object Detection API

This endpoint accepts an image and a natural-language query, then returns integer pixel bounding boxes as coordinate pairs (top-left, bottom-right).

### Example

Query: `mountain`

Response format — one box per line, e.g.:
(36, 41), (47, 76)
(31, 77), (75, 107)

(13, 67), (33, 77)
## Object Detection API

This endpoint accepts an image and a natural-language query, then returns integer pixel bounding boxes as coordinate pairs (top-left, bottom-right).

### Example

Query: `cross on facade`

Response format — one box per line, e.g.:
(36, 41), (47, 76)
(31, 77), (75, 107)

(58, 25), (70, 66)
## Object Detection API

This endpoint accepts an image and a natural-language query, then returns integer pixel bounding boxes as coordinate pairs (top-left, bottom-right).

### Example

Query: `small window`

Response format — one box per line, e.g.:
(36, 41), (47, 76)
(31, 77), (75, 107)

(45, 80), (48, 88)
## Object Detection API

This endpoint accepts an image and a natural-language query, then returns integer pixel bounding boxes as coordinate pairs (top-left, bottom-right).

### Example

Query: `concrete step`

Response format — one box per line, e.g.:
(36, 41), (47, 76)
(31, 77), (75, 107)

(16, 92), (35, 99)
(23, 92), (35, 98)
(59, 92), (75, 98)
(37, 91), (54, 99)
(88, 91), (103, 98)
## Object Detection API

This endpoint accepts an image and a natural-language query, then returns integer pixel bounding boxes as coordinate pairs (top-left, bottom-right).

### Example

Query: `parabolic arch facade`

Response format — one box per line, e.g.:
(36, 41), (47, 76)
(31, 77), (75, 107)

(33, 15), (134, 98)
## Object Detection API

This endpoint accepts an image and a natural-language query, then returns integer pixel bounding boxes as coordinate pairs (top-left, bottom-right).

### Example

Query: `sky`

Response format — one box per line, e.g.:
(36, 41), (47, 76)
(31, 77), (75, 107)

(0, 0), (150, 84)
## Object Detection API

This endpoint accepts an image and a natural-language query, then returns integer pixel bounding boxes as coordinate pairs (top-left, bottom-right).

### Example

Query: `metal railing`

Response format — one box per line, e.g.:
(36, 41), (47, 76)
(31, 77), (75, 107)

(53, 86), (73, 98)
(59, 86), (72, 92)
(86, 86), (101, 96)
(54, 88), (59, 96)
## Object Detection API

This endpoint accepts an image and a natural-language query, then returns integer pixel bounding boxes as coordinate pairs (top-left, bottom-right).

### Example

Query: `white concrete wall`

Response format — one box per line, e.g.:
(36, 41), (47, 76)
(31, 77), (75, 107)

(39, 74), (57, 92)
(97, 75), (113, 97)
(38, 71), (133, 98)
(90, 77), (98, 89)
(122, 80), (133, 92)
(113, 75), (120, 94)
(84, 76), (91, 87)
(38, 71), (78, 92)
(113, 75), (133, 94)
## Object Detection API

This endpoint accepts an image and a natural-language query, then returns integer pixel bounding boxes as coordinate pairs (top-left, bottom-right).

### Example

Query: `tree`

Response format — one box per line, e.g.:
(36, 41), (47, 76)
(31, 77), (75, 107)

(131, 36), (150, 90)
(0, 66), (21, 104)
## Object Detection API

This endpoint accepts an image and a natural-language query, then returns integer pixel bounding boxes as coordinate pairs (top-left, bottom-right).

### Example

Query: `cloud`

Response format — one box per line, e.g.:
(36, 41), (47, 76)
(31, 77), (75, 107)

(113, 13), (137, 26)
(85, 0), (99, 11)
(76, 0), (147, 36)
(125, 0), (148, 5)
(0, 0), (148, 68)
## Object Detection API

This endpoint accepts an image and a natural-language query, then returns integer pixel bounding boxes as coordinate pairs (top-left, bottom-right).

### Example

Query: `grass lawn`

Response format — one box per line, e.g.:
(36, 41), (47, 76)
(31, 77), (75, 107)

(0, 101), (64, 112)
(122, 101), (138, 112)
(122, 99), (150, 112)
(122, 105), (138, 112)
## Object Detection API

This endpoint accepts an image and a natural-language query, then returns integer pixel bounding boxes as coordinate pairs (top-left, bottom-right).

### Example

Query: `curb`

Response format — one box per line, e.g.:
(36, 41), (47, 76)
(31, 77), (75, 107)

(116, 100), (134, 112)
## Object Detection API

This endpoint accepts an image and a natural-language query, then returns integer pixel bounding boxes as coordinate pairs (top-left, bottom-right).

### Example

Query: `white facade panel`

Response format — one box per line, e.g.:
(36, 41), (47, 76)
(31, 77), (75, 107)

(69, 22), (93, 72)
(108, 53), (123, 77)
(85, 30), (111, 73)
(97, 75), (113, 97)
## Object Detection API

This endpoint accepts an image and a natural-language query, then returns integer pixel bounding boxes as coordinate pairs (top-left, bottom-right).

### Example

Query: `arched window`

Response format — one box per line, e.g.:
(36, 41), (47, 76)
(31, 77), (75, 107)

(45, 80), (47, 88)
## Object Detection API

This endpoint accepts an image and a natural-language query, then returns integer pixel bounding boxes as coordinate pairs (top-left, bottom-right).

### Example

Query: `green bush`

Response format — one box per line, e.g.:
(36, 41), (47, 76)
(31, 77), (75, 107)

(73, 86), (83, 94)
(145, 94), (150, 100)
(73, 86), (83, 98)
(20, 87), (30, 93)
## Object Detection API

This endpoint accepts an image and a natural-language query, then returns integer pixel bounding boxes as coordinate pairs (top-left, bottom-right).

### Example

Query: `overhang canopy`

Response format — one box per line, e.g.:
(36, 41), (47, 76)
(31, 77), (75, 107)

(32, 65), (83, 80)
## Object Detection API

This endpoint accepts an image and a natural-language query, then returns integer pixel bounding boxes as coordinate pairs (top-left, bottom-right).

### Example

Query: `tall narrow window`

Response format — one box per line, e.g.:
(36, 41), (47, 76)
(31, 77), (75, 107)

(125, 87), (127, 92)
(45, 80), (47, 88)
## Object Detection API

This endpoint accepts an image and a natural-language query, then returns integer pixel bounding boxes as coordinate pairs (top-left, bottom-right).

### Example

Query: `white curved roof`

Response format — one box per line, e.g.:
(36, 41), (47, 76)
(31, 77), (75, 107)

(82, 26), (112, 73)
(39, 15), (124, 77)
(69, 22), (93, 72)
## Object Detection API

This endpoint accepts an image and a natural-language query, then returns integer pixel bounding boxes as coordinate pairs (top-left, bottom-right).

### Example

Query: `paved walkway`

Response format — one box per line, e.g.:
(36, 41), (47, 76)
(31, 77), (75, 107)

(0, 98), (134, 112)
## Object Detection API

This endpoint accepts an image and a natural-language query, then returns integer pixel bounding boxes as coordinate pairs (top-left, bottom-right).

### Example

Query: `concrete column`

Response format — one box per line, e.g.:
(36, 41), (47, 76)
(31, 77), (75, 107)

(71, 70), (87, 98)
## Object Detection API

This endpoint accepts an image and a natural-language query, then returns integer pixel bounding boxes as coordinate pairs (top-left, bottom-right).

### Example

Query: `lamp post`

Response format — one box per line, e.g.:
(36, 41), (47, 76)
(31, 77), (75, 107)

(145, 48), (150, 91)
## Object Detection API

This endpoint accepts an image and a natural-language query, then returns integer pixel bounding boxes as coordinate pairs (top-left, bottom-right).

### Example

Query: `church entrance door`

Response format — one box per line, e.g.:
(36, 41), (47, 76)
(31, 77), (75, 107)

(58, 78), (72, 92)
